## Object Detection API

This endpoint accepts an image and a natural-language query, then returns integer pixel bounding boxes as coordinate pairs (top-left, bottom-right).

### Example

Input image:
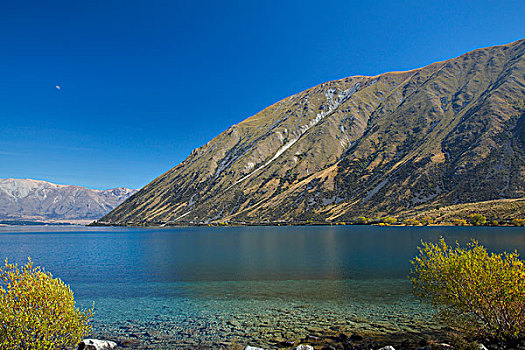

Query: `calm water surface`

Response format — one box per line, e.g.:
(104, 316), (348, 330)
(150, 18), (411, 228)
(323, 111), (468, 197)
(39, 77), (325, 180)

(0, 225), (524, 349)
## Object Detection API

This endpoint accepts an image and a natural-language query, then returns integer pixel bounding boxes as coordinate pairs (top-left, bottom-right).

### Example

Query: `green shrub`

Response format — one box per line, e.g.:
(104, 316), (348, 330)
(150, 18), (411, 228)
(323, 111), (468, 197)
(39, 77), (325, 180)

(381, 217), (397, 225)
(418, 216), (435, 226)
(0, 258), (93, 350)
(410, 239), (525, 342)
(355, 216), (370, 224)
(448, 334), (481, 350)
(453, 218), (467, 226)
(511, 218), (525, 227)
(467, 213), (486, 226)
(403, 218), (420, 226)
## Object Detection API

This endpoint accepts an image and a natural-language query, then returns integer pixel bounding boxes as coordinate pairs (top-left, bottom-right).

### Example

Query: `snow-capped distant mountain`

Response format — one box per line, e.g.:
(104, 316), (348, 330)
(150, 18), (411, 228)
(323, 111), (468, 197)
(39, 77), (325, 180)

(0, 178), (137, 224)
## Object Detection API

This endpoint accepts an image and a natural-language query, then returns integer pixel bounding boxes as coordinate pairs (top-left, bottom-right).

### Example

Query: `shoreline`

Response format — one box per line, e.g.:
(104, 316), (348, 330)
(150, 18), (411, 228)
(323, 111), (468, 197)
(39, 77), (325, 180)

(94, 197), (525, 228)
(88, 221), (522, 228)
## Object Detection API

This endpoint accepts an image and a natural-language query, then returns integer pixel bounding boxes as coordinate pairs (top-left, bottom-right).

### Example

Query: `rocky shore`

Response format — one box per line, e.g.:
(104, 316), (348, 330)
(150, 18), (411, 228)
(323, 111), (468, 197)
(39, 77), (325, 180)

(86, 326), (454, 350)
(81, 330), (524, 350)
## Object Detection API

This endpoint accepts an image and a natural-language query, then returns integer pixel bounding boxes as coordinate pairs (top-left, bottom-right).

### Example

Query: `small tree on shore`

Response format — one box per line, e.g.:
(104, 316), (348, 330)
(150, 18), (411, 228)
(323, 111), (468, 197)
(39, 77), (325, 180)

(453, 218), (467, 226)
(0, 258), (93, 350)
(381, 217), (397, 225)
(511, 218), (525, 226)
(418, 216), (434, 226)
(410, 239), (525, 342)
(355, 216), (370, 224)
(404, 218), (420, 226)
(467, 213), (487, 226)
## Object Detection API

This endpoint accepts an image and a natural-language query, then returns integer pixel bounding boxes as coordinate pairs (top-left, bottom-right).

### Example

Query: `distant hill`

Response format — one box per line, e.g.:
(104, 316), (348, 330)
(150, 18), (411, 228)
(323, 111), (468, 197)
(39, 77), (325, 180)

(0, 178), (137, 224)
(98, 39), (525, 225)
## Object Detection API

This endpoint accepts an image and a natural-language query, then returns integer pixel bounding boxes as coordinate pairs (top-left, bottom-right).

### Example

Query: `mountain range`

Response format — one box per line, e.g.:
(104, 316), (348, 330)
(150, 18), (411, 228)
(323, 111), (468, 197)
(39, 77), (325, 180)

(98, 39), (525, 225)
(0, 178), (137, 224)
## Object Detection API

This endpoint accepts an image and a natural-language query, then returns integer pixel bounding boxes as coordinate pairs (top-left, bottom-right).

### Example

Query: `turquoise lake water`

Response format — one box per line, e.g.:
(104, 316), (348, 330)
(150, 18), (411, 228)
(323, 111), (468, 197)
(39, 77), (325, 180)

(0, 225), (524, 349)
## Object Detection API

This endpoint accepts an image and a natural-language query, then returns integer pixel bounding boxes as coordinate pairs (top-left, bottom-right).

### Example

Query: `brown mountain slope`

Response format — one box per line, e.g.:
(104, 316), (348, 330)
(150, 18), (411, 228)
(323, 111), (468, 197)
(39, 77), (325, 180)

(99, 39), (525, 225)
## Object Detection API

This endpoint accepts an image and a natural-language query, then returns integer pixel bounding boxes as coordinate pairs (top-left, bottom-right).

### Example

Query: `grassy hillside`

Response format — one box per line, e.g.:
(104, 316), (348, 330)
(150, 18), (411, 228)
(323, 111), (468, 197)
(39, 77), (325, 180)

(402, 197), (525, 224)
(98, 39), (525, 226)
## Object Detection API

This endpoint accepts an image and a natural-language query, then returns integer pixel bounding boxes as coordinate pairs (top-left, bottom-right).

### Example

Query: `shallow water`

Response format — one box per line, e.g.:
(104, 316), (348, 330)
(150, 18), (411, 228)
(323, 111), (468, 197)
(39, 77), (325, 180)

(1, 225), (524, 348)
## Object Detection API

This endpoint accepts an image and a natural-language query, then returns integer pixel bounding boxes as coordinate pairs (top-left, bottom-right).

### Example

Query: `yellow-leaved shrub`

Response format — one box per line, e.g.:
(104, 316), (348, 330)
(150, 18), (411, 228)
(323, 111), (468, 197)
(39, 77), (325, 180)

(410, 239), (525, 342)
(0, 258), (93, 350)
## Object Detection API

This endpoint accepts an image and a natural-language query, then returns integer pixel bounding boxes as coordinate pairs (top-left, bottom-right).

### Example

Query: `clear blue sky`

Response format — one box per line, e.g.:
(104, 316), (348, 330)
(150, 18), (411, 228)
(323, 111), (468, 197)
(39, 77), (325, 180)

(1, 0), (523, 190)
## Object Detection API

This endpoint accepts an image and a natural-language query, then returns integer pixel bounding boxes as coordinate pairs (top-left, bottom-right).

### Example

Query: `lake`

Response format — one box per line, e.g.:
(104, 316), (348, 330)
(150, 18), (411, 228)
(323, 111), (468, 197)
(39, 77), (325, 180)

(0, 225), (524, 349)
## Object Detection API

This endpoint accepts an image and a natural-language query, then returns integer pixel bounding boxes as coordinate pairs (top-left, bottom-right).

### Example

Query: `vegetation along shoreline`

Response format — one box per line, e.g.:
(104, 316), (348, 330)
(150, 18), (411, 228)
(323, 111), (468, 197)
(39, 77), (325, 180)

(90, 197), (525, 227)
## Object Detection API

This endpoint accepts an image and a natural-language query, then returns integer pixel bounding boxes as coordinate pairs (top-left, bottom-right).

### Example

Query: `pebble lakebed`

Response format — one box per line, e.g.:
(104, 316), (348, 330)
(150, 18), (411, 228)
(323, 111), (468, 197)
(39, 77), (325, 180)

(88, 298), (444, 349)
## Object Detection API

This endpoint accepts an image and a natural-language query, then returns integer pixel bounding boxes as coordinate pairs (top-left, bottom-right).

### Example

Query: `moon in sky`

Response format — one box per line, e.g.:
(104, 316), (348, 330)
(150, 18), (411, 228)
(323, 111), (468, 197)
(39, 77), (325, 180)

(55, 85), (61, 91)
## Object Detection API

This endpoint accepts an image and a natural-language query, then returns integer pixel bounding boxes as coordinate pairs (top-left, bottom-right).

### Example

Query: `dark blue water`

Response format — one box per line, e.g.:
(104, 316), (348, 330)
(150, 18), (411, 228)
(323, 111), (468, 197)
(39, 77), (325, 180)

(0, 225), (524, 348)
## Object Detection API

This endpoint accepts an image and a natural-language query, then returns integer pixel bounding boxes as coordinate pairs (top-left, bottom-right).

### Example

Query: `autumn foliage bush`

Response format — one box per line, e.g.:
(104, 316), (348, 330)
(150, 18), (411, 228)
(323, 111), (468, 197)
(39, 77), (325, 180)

(467, 213), (487, 226)
(410, 239), (525, 342)
(0, 258), (93, 350)
(404, 218), (420, 226)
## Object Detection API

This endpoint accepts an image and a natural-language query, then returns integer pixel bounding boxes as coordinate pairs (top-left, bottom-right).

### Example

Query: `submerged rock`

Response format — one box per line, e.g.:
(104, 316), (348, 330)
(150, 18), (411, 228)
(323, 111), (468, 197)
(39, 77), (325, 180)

(295, 345), (314, 350)
(279, 340), (296, 347)
(77, 339), (117, 350)
(245, 346), (265, 350)
(306, 335), (321, 341)
(338, 333), (348, 341)
(117, 338), (141, 347)
(321, 345), (336, 350)
(378, 346), (395, 350)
